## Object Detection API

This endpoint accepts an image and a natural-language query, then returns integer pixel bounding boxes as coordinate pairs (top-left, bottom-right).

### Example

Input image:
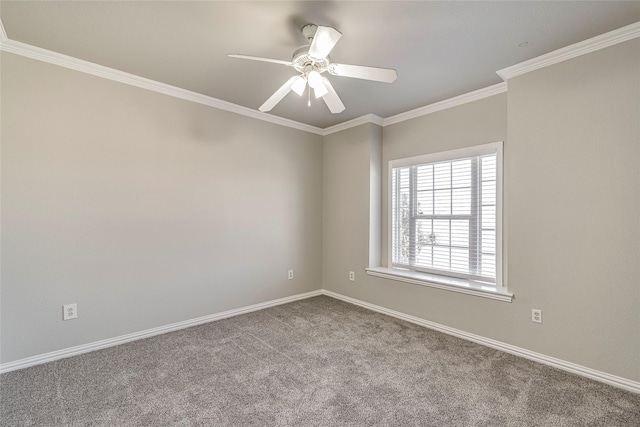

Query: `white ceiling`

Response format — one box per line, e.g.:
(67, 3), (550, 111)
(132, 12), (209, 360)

(2, 1), (639, 128)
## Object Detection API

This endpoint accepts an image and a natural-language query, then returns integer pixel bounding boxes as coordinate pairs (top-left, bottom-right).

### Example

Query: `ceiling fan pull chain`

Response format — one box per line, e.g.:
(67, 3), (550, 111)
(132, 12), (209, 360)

(308, 85), (311, 107)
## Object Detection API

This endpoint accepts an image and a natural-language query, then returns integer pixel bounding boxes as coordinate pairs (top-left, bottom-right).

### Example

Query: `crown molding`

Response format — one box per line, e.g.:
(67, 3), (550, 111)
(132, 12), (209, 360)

(0, 38), (325, 136)
(1, 20), (638, 134)
(497, 21), (640, 81)
(322, 114), (383, 136)
(0, 32), (502, 135)
(382, 82), (507, 127)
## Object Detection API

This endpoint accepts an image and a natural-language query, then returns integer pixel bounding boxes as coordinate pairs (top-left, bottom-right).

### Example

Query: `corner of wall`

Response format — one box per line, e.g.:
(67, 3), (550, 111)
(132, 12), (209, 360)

(368, 124), (383, 268)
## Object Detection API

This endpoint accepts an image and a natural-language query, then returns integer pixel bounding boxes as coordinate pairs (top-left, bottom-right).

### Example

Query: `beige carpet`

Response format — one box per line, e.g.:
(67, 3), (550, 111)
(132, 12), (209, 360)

(1, 295), (639, 426)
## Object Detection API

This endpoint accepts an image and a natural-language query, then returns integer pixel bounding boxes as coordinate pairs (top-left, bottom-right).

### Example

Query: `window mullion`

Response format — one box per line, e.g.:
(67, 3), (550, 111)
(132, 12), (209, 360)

(469, 158), (480, 275)
(478, 158), (484, 276)
(449, 163), (453, 271)
(408, 166), (417, 266)
(392, 169), (399, 264)
(431, 166), (435, 268)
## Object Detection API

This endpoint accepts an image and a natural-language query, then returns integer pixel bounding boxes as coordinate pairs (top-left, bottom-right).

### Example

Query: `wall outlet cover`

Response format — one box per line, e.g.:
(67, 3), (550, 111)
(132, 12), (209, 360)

(532, 309), (542, 324)
(63, 303), (78, 320)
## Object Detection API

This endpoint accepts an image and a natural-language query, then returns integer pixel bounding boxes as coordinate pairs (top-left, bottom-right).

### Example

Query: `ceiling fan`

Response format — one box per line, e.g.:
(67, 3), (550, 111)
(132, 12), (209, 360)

(229, 24), (397, 114)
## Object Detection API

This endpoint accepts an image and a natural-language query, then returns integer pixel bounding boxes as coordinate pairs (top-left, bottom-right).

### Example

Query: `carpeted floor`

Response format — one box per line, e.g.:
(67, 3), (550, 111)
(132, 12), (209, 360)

(1, 295), (639, 426)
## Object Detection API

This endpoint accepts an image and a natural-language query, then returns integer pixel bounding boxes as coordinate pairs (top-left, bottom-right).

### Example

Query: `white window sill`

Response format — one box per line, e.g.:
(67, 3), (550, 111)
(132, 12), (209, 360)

(365, 267), (513, 303)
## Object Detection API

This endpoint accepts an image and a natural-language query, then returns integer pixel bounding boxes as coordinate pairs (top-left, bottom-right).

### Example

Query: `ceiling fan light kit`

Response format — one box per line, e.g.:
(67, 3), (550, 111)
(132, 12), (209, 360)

(290, 76), (307, 96)
(229, 24), (398, 114)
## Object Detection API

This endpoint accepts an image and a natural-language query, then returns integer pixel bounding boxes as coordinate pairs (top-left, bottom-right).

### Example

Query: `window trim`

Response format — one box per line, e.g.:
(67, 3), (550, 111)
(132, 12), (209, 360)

(365, 266), (513, 302)
(386, 142), (507, 299)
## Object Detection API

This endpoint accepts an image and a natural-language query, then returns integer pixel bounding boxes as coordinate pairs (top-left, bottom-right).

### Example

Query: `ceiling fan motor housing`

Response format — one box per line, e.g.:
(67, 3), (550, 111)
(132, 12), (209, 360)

(292, 45), (330, 74)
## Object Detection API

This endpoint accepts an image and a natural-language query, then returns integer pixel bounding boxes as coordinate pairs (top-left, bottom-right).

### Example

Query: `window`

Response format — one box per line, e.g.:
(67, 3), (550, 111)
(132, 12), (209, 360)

(387, 142), (504, 292)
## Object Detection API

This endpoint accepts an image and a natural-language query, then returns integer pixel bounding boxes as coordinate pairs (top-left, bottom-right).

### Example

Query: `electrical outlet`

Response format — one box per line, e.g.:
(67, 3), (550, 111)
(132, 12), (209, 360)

(63, 303), (78, 320)
(349, 271), (355, 281)
(288, 269), (294, 280)
(532, 309), (542, 324)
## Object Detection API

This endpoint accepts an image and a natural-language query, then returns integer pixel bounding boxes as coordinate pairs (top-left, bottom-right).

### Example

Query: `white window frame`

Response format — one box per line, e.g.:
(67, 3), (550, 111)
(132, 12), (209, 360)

(367, 141), (512, 302)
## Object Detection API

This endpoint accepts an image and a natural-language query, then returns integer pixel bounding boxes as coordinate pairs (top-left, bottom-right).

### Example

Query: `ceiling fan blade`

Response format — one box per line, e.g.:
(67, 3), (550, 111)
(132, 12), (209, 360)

(228, 54), (293, 66)
(328, 63), (397, 83)
(320, 78), (345, 114)
(308, 26), (342, 60)
(259, 76), (299, 112)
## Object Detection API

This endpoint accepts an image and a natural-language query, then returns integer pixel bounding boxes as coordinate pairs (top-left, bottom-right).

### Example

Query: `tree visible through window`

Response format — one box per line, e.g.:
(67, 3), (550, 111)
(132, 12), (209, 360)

(391, 143), (501, 285)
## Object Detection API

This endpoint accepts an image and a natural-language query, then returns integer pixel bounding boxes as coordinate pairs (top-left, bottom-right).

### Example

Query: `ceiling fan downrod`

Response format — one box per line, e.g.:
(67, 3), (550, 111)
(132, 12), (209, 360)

(301, 24), (318, 42)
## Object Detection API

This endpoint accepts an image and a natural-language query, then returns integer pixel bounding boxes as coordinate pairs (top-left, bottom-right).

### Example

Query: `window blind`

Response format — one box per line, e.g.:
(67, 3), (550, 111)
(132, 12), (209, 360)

(391, 151), (498, 284)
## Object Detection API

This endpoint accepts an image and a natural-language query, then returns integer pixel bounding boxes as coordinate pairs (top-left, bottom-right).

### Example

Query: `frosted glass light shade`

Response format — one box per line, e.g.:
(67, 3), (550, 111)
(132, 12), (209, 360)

(307, 71), (323, 89)
(291, 76), (307, 96)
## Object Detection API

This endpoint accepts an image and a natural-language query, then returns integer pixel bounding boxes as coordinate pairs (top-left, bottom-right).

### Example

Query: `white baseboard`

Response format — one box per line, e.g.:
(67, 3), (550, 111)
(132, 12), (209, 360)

(321, 290), (640, 394)
(0, 290), (323, 374)
(3, 288), (638, 395)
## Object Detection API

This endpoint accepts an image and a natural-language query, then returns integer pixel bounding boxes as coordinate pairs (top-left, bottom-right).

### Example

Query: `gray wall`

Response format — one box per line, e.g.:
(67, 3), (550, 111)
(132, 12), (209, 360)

(1, 53), (324, 363)
(323, 39), (639, 382)
(323, 94), (513, 347)
(506, 39), (639, 380)
(323, 123), (382, 287)
(2, 37), (638, 384)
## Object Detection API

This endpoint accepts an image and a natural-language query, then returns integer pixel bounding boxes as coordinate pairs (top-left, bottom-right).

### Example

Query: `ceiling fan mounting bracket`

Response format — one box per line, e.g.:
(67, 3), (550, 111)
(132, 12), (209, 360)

(301, 24), (318, 42)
